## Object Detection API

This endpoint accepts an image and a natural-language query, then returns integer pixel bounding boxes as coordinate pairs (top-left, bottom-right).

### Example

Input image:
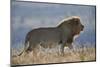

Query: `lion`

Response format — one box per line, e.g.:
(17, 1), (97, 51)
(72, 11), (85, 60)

(15, 16), (84, 56)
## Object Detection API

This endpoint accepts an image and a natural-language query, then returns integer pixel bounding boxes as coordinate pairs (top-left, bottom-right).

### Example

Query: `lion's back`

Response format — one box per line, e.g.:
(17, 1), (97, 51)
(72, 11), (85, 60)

(27, 28), (61, 43)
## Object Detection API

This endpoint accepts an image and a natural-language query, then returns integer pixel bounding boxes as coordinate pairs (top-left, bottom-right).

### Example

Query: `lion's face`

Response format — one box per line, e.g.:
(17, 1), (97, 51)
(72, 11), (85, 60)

(64, 17), (84, 35)
(71, 17), (84, 35)
(58, 16), (84, 36)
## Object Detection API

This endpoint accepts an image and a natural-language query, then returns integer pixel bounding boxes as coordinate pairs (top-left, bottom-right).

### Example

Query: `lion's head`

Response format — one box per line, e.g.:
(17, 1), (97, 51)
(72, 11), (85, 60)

(58, 16), (84, 36)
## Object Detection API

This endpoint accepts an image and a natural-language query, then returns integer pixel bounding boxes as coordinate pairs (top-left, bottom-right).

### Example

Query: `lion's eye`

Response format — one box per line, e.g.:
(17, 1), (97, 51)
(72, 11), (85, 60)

(74, 21), (79, 25)
(73, 18), (79, 25)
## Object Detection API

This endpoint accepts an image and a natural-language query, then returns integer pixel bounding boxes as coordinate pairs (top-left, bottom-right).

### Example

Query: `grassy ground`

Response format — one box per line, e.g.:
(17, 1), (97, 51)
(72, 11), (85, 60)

(11, 45), (96, 65)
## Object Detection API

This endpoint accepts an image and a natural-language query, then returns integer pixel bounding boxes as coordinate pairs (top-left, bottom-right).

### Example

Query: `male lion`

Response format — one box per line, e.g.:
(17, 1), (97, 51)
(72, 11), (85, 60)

(17, 16), (84, 56)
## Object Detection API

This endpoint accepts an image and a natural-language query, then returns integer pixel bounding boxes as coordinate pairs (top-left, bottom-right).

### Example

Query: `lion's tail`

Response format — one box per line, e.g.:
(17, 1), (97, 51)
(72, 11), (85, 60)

(12, 35), (30, 57)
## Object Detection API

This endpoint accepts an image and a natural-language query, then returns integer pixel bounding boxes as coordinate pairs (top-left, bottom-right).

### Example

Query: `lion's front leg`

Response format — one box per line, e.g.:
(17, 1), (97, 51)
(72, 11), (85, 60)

(66, 43), (76, 54)
(67, 43), (73, 49)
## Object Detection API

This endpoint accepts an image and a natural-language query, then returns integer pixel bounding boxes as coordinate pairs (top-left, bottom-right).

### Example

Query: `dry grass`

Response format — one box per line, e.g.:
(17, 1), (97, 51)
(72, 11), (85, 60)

(11, 45), (96, 65)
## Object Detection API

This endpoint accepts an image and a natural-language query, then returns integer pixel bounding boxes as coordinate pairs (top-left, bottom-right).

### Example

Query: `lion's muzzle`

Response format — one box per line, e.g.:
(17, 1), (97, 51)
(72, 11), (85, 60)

(81, 25), (84, 31)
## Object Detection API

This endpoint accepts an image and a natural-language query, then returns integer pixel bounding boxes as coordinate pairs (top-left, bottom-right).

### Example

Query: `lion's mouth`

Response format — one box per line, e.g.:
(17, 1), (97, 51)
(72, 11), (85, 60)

(81, 28), (83, 31)
(81, 25), (84, 31)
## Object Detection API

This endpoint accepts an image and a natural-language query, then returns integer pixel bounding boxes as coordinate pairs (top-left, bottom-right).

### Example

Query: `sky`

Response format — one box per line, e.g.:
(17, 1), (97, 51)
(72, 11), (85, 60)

(11, 1), (96, 48)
